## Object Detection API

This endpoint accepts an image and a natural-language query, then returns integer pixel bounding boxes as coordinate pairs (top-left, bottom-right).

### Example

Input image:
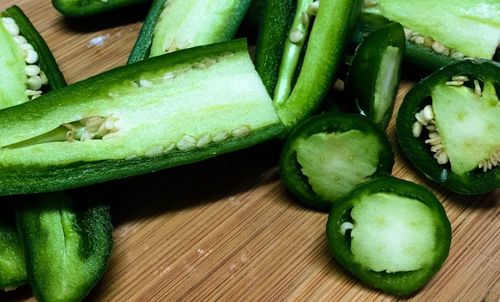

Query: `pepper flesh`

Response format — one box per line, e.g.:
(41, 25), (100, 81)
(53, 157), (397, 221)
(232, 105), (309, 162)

(326, 177), (451, 295)
(0, 204), (26, 291)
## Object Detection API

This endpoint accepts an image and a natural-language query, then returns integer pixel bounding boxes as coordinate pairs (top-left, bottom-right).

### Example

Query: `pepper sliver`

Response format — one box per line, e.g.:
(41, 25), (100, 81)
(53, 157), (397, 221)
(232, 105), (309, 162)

(0, 204), (26, 290)
(0, 39), (285, 196)
(52, 0), (151, 17)
(128, 0), (252, 64)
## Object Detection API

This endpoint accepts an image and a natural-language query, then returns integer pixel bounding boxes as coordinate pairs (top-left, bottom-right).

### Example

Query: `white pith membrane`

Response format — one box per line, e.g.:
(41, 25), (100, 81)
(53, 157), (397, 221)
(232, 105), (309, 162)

(1, 17), (48, 101)
(412, 76), (500, 172)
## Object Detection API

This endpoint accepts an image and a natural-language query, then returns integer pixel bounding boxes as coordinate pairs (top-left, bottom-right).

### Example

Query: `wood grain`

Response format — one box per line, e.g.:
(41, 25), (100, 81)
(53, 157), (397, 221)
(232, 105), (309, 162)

(0, 1), (498, 301)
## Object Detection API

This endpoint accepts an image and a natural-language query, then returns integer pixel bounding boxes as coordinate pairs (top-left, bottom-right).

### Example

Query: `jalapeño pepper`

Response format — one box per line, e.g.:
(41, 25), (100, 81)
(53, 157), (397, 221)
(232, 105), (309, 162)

(279, 112), (394, 210)
(360, 0), (500, 70)
(326, 177), (451, 295)
(397, 59), (500, 194)
(0, 39), (285, 196)
(346, 22), (405, 130)
(128, 0), (252, 63)
(52, 0), (150, 17)
(0, 204), (26, 291)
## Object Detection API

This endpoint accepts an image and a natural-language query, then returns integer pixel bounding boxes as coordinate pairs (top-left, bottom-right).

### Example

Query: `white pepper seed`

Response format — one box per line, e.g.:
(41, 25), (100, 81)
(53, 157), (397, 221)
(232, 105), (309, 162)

(452, 75), (469, 82)
(25, 49), (38, 64)
(232, 125), (251, 138)
(403, 28), (413, 40)
(450, 51), (464, 59)
(431, 41), (446, 54)
(421, 105), (434, 122)
(176, 135), (197, 151)
(196, 134), (211, 148)
(25, 65), (41, 76)
(289, 30), (304, 44)
(212, 131), (229, 142)
(39, 71), (48, 85)
(412, 122), (422, 137)
(474, 80), (482, 96)
(436, 152), (449, 164)
(445, 80), (464, 86)
(27, 75), (43, 91)
(3, 19), (20, 36)
(307, 1), (319, 15)
(340, 222), (354, 235)
(13, 35), (27, 44)
(139, 79), (153, 88)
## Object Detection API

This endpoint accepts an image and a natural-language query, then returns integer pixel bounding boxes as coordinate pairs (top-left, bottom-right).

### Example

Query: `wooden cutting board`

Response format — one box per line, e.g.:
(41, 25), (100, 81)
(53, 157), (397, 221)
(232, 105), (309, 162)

(1, 1), (498, 301)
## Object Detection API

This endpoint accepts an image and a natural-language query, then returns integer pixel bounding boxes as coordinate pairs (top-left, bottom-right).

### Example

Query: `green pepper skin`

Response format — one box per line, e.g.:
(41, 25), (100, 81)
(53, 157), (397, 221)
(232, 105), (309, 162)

(397, 59), (500, 194)
(0, 39), (286, 196)
(0, 204), (27, 290)
(2, 6), (66, 90)
(353, 14), (460, 71)
(347, 22), (405, 130)
(254, 0), (295, 95)
(279, 112), (394, 210)
(16, 192), (113, 302)
(326, 177), (451, 295)
(52, 0), (150, 17)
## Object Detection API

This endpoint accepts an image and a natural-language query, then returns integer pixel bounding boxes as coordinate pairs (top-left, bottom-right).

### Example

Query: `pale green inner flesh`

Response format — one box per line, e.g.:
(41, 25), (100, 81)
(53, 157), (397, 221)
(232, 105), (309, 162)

(0, 22), (28, 109)
(367, 0), (500, 58)
(373, 45), (400, 123)
(350, 192), (436, 273)
(0, 51), (280, 166)
(150, 0), (244, 57)
(295, 130), (382, 202)
(432, 81), (500, 175)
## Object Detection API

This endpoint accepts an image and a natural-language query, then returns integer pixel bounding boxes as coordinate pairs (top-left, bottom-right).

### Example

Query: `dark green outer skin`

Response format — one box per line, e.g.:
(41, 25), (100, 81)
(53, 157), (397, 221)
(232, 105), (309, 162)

(0, 39), (287, 196)
(326, 177), (452, 295)
(16, 192), (113, 302)
(279, 112), (394, 211)
(2, 6), (67, 89)
(0, 204), (26, 289)
(352, 14), (459, 71)
(275, 0), (363, 128)
(254, 0), (295, 96)
(396, 59), (500, 194)
(52, 0), (150, 17)
(347, 22), (405, 130)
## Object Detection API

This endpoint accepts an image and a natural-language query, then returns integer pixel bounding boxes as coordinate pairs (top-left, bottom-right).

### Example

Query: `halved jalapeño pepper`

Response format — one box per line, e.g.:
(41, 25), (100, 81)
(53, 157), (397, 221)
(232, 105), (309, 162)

(279, 112), (394, 210)
(52, 0), (150, 17)
(361, 0), (500, 70)
(0, 6), (65, 109)
(128, 0), (252, 63)
(347, 22), (405, 130)
(397, 59), (500, 194)
(16, 192), (113, 302)
(326, 177), (451, 295)
(256, 0), (363, 128)
(0, 39), (284, 195)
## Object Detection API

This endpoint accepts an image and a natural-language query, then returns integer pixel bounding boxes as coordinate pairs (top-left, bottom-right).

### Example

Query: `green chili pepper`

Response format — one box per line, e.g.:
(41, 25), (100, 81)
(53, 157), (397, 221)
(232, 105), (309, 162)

(0, 204), (26, 291)
(280, 112), (394, 210)
(128, 0), (252, 64)
(0, 39), (285, 196)
(397, 59), (500, 194)
(16, 191), (113, 302)
(256, 0), (363, 128)
(326, 177), (451, 295)
(52, 0), (150, 17)
(360, 0), (500, 70)
(0, 6), (65, 109)
(346, 22), (405, 130)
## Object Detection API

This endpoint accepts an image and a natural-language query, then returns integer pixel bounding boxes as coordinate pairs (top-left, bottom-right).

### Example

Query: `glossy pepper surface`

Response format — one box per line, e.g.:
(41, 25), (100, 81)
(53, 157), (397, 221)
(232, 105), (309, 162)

(397, 59), (500, 194)
(326, 177), (451, 295)
(52, 0), (150, 17)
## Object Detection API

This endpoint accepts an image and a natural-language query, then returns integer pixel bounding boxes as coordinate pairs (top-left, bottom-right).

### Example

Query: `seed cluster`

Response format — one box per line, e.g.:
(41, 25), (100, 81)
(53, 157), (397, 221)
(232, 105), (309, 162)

(63, 116), (119, 142)
(1, 17), (48, 100)
(143, 125), (252, 158)
(412, 104), (449, 165)
(478, 150), (500, 172)
(404, 28), (465, 59)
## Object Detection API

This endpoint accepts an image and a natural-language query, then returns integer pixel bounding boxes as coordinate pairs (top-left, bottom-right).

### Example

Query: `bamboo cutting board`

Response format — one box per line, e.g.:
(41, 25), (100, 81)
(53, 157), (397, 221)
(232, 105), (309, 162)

(0, 1), (499, 301)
